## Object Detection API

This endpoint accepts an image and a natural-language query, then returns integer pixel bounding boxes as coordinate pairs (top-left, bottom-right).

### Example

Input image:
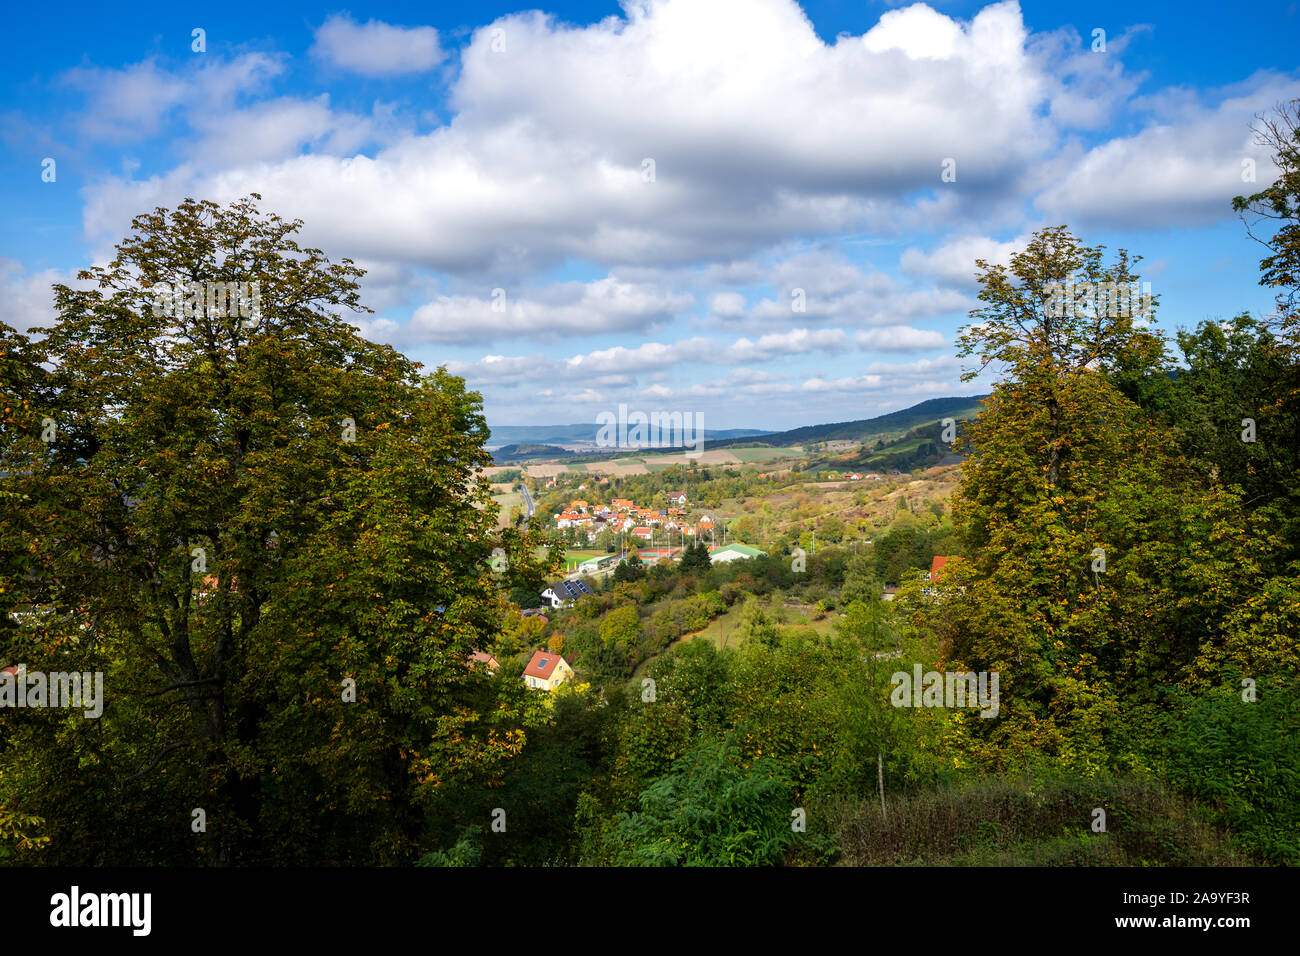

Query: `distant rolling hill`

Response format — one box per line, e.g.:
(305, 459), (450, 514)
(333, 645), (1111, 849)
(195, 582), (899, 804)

(491, 442), (577, 462)
(489, 396), (990, 463)
(708, 395), (990, 450)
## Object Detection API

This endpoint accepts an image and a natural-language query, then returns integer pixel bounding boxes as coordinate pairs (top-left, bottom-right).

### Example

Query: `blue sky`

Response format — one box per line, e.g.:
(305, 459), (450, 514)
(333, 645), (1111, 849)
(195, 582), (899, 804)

(3, 0), (1297, 429)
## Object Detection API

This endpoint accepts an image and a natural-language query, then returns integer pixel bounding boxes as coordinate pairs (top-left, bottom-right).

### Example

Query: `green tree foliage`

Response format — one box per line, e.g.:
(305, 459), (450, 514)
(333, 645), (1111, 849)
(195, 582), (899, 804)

(732, 599), (779, 648)
(1162, 682), (1300, 864)
(598, 604), (640, 652)
(678, 538), (712, 573)
(610, 736), (795, 866)
(0, 196), (556, 865)
(612, 552), (645, 583)
(1121, 314), (1300, 571)
(941, 226), (1259, 772)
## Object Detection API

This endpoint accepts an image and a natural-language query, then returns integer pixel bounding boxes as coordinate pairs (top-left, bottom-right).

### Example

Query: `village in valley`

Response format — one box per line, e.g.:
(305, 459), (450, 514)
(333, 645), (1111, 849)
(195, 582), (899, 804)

(548, 489), (765, 574)
(469, 413), (975, 694)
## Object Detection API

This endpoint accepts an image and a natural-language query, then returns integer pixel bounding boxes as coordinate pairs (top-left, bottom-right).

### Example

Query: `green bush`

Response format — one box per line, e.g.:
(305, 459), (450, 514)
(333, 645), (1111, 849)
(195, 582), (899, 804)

(1161, 682), (1300, 864)
(610, 736), (796, 866)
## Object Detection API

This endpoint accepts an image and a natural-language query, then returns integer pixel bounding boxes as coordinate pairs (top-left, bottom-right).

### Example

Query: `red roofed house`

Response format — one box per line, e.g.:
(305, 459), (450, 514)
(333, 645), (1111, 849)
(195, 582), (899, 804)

(930, 555), (964, 581)
(522, 650), (575, 691)
(467, 650), (500, 673)
(923, 555), (966, 600)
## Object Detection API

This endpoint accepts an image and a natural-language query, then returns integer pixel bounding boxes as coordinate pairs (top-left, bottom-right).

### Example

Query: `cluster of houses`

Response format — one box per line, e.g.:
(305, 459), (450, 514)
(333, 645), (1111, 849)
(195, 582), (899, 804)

(462, 491), (776, 695)
(465, 647), (576, 692)
(552, 491), (718, 546)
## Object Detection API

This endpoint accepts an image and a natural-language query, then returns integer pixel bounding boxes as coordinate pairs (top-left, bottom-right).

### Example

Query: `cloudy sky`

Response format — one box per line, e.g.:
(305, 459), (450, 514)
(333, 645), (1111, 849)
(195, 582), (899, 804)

(3, 0), (1297, 429)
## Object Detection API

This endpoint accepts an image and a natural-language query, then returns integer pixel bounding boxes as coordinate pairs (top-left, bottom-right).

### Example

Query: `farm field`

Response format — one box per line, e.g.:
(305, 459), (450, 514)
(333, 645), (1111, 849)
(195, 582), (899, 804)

(727, 445), (805, 462)
(526, 459), (649, 478)
(490, 490), (523, 527)
(640, 448), (742, 467)
(517, 445), (761, 477)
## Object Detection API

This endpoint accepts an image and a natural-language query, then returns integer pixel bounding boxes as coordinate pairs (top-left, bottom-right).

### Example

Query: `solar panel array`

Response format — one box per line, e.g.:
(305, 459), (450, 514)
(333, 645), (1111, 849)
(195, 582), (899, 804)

(552, 579), (594, 600)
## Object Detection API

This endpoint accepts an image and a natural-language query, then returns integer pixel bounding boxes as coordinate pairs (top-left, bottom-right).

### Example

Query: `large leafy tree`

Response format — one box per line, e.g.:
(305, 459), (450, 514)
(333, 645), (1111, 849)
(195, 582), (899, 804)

(939, 227), (1258, 772)
(0, 195), (556, 864)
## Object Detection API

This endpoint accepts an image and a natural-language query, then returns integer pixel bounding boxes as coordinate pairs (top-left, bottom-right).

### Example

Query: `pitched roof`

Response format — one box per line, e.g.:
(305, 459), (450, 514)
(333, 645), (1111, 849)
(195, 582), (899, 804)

(524, 649), (568, 681)
(708, 543), (766, 559)
(931, 555), (964, 577)
(545, 579), (594, 601)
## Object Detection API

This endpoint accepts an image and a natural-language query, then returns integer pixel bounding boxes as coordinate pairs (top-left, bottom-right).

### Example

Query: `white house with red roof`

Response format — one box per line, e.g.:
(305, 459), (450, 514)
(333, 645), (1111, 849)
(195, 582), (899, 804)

(522, 650), (574, 691)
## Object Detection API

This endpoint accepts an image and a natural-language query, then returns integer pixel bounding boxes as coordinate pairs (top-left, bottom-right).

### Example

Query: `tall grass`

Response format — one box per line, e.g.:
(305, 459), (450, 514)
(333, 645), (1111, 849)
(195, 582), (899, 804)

(821, 775), (1253, 866)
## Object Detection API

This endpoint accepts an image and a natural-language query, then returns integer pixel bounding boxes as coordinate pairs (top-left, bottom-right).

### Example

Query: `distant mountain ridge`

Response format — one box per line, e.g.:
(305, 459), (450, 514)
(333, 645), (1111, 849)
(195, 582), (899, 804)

(706, 395), (990, 450)
(488, 396), (990, 462)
